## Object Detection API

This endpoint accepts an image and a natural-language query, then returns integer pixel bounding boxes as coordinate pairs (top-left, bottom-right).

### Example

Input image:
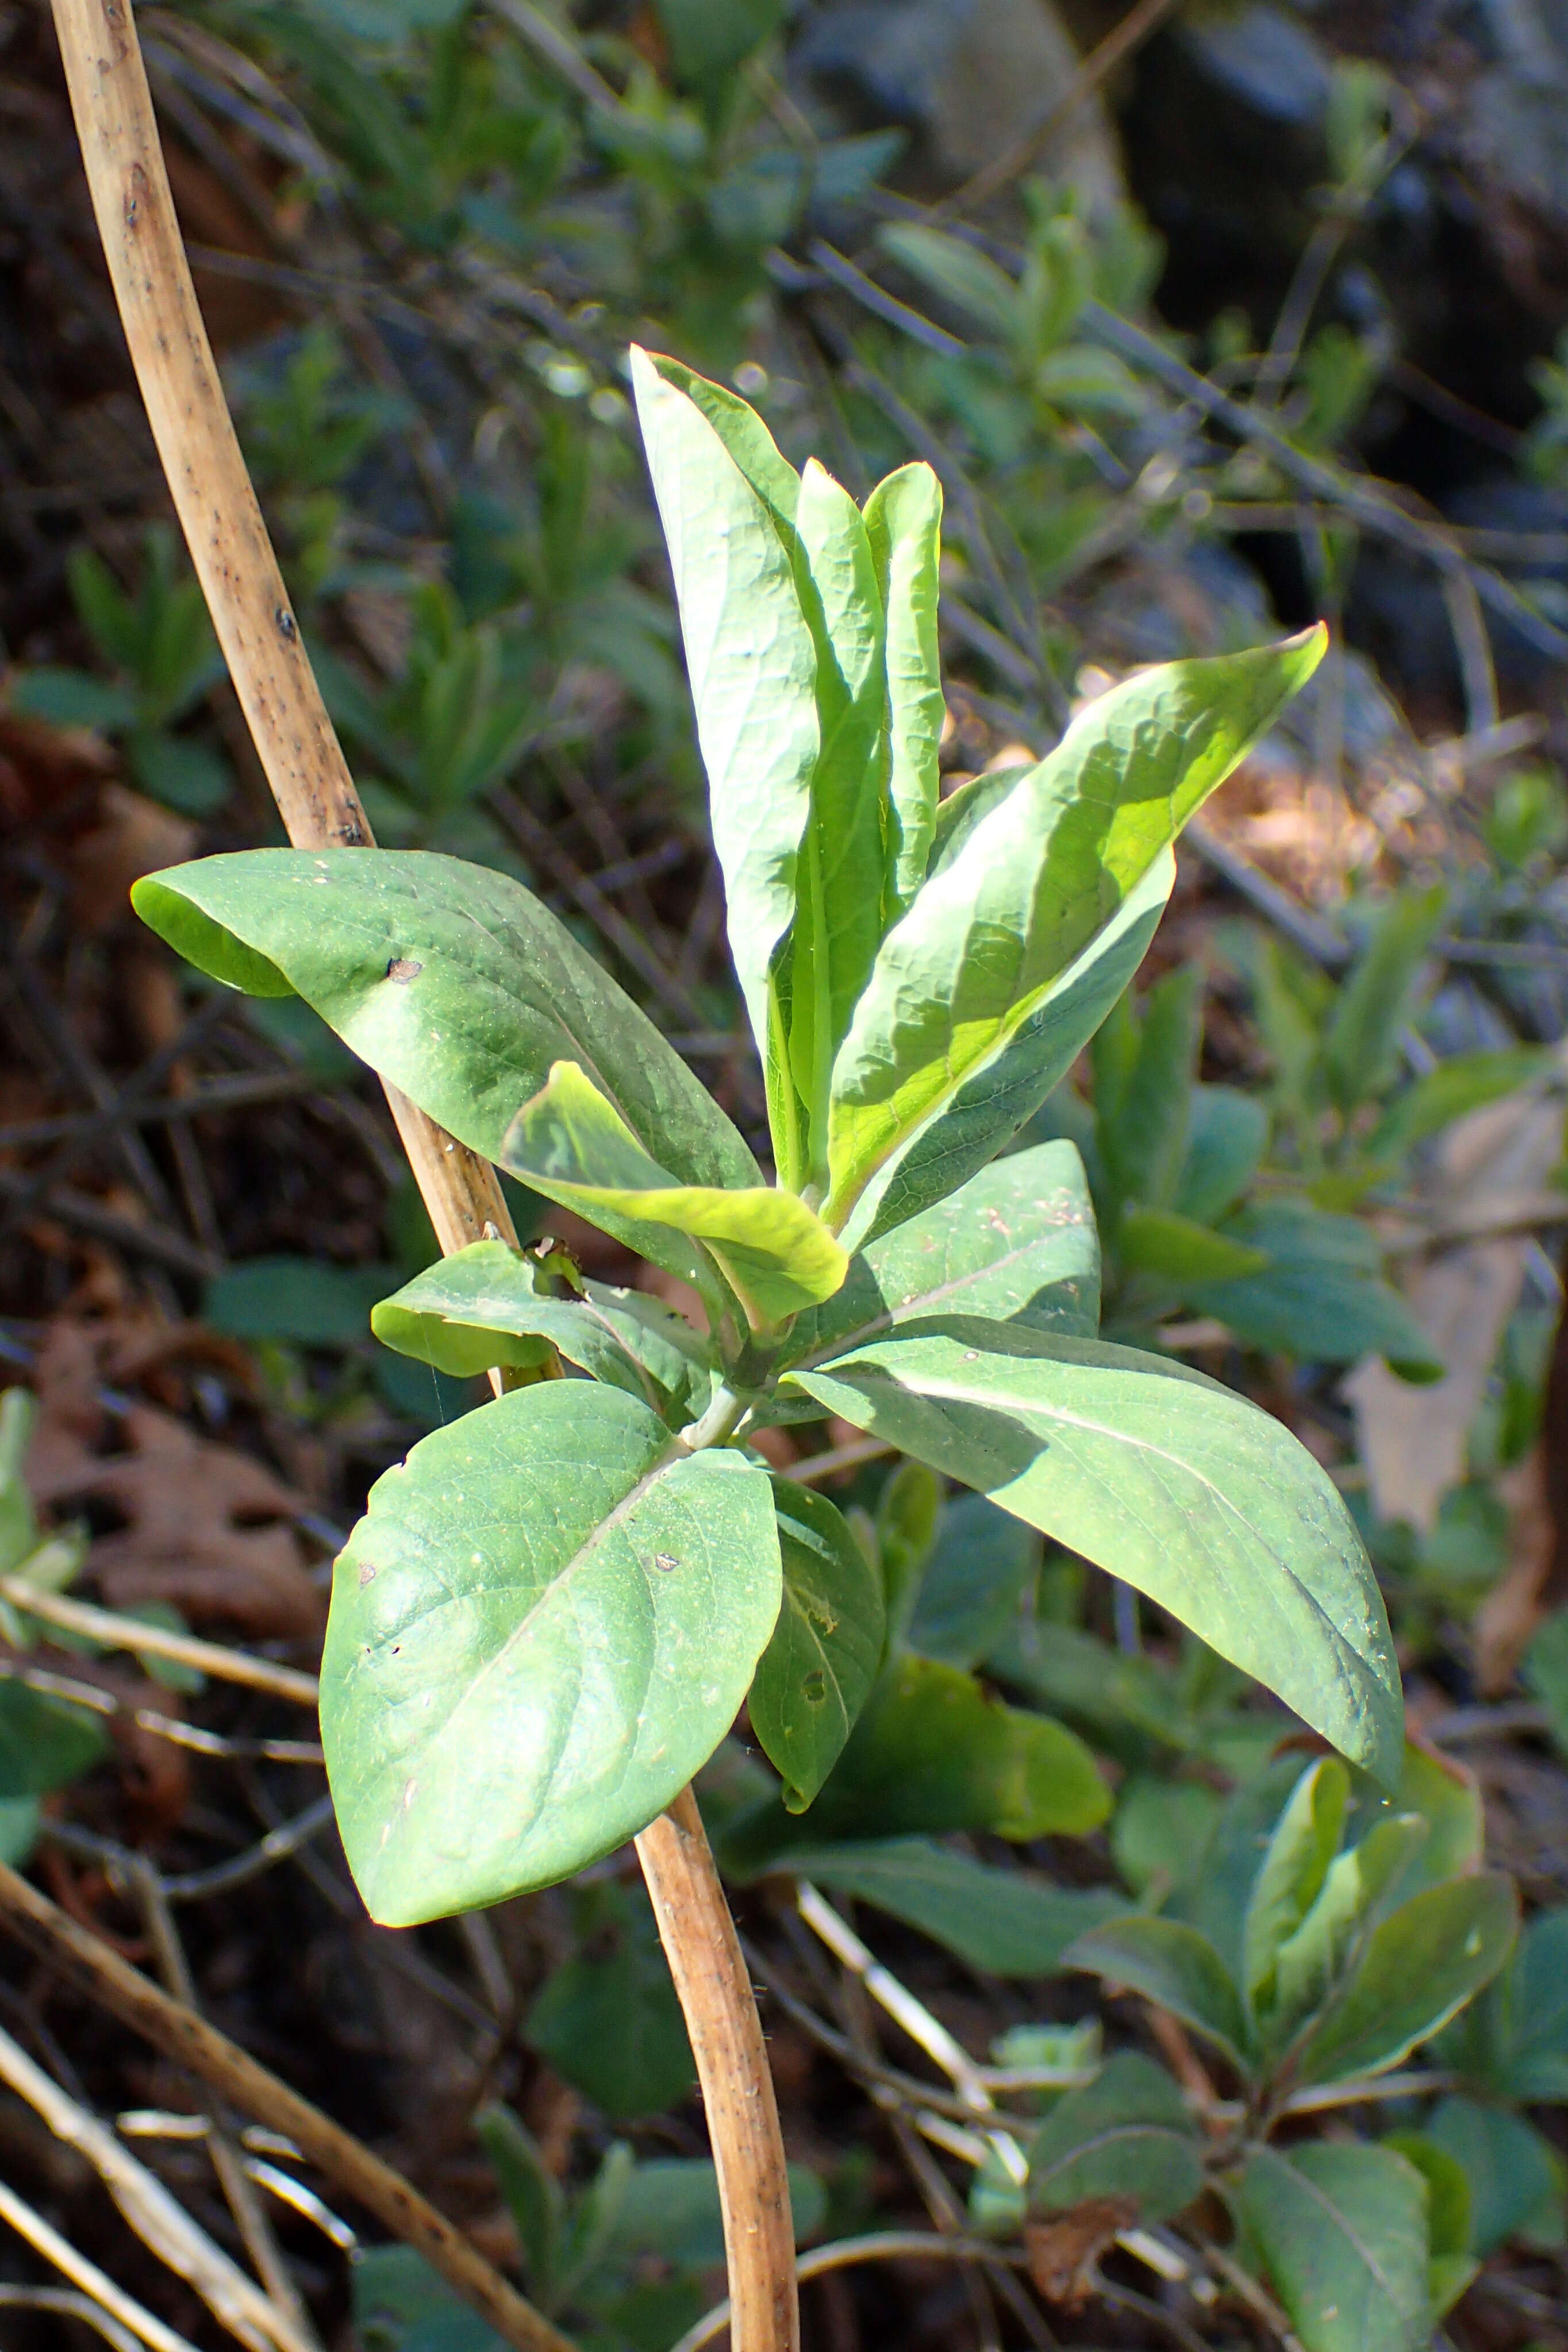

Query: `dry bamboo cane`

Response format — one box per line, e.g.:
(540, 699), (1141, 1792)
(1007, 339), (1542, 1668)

(45, 5), (798, 2347)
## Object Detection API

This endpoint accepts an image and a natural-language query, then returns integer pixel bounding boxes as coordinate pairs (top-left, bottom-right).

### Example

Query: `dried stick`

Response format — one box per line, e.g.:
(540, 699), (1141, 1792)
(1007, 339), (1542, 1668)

(0, 1576), (319, 1704)
(0, 1859), (572, 2352)
(0, 2016), (292, 2352)
(0, 2178), (201, 2352)
(47, 8), (799, 2346)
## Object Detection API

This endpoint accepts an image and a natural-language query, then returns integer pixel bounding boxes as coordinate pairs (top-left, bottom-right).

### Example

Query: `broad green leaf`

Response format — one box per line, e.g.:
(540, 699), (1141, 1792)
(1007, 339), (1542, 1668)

(526, 1881), (695, 2120)
(724, 1651), (1107, 1865)
(906, 1492), (1040, 1669)
(501, 1060), (847, 1327)
(1064, 1915), (1248, 2072)
(370, 1239), (713, 1415)
(1236, 2142), (1430, 2352)
(1242, 1758), (1348, 2016)
(1166, 1758), (1310, 1982)
(1096, 964), (1202, 1213)
(770, 1836), (1125, 1974)
(132, 851), (759, 1192)
(8, 666), (137, 732)
(1174, 1085), (1269, 1224)
(1117, 1205), (1269, 1286)
(793, 1321), (1404, 1786)
(1190, 1201), (1443, 1375)
(1296, 1873), (1518, 2085)
(864, 463), (943, 914)
(207, 1256), (398, 1347)
(1380, 1738), (1484, 1890)
(655, 0), (786, 86)
(1269, 1813), (1429, 2050)
(844, 852), (1174, 1252)
(595, 2157), (826, 2274)
(825, 630), (1326, 1223)
(639, 351), (800, 522)
(749, 1479), (885, 1811)
(629, 348), (817, 1170)
(1323, 885), (1447, 1114)
(926, 767), (1027, 880)
(785, 1138), (1099, 1373)
(1480, 1906), (1568, 2100)
(474, 2107), (562, 2299)
(352, 2247), (499, 2352)
(1425, 2095), (1566, 2255)
(1027, 2051), (1202, 2223)
(0, 1683), (107, 1800)
(1382, 2131), (1476, 2316)
(782, 461), (889, 1169)
(321, 1381), (781, 1921)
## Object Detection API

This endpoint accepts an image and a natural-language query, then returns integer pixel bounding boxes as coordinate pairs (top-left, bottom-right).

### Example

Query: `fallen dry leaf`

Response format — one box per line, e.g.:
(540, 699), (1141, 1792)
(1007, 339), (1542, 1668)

(68, 783), (197, 936)
(23, 1319), (322, 1640)
(1024, 2197), (1139, 2305)
(1344, 1080), (1567, 1534)
(1475, 1446), (1557, 1694)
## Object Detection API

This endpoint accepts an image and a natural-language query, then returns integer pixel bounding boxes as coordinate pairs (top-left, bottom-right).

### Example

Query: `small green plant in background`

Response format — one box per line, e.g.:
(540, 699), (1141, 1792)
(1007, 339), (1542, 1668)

(0, 1390), (105, 1863)
(358, 2108), (825, 2352)
(131, 353), (1404, 1938)
(1031, 886), (1556, 1370)
(7, 525), (232, 814)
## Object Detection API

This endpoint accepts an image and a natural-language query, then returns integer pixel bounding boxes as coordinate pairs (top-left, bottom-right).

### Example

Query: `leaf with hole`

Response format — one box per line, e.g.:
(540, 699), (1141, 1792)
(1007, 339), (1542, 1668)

(321, 1381), (781, 1921)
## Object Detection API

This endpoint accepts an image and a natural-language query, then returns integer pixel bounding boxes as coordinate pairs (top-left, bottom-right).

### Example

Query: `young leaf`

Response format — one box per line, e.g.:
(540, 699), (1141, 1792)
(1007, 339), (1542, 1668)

(321, 1381), (782, 1921)
(1096, 963), (1202, 1214)
(502, 1060), (848, 1327)
(1027, 2051), (1202, 2223)
(1322, 885), (1447, 1114)
(825, 630), (1327, 1224)
(748, 1479), (885, 1811)
(785, 1137), (1099, 1373)
(1295, 1873), (1519, 2085)
(782, 460), (889, 1164)
(844, 851), (1174, 1252)
(769, 1837), (1125, 1974)
(1235, 2142), (1431, 2352)
(1063, 1915), (1250, 2073)
(864, 462), (943, 916)
(629, 348), (817, 1176)
(1268, 1813), (1429, 2051)
(371, 1240), (713, 1417)
(474, 2106), (564, 2299)
(132, 851), (759, 1193)
(792, 1320), (1404, 1786)
(1242, 1757), (1348, 2017)
(526, 1882), (696, 2120)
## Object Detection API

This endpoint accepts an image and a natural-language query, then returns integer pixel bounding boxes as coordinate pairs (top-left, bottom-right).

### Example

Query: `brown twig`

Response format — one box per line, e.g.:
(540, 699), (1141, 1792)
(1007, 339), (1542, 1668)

(935, 0), (1185, 220)
(47, 5), (799, 2346)
(0, 1860), (572, 2352)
